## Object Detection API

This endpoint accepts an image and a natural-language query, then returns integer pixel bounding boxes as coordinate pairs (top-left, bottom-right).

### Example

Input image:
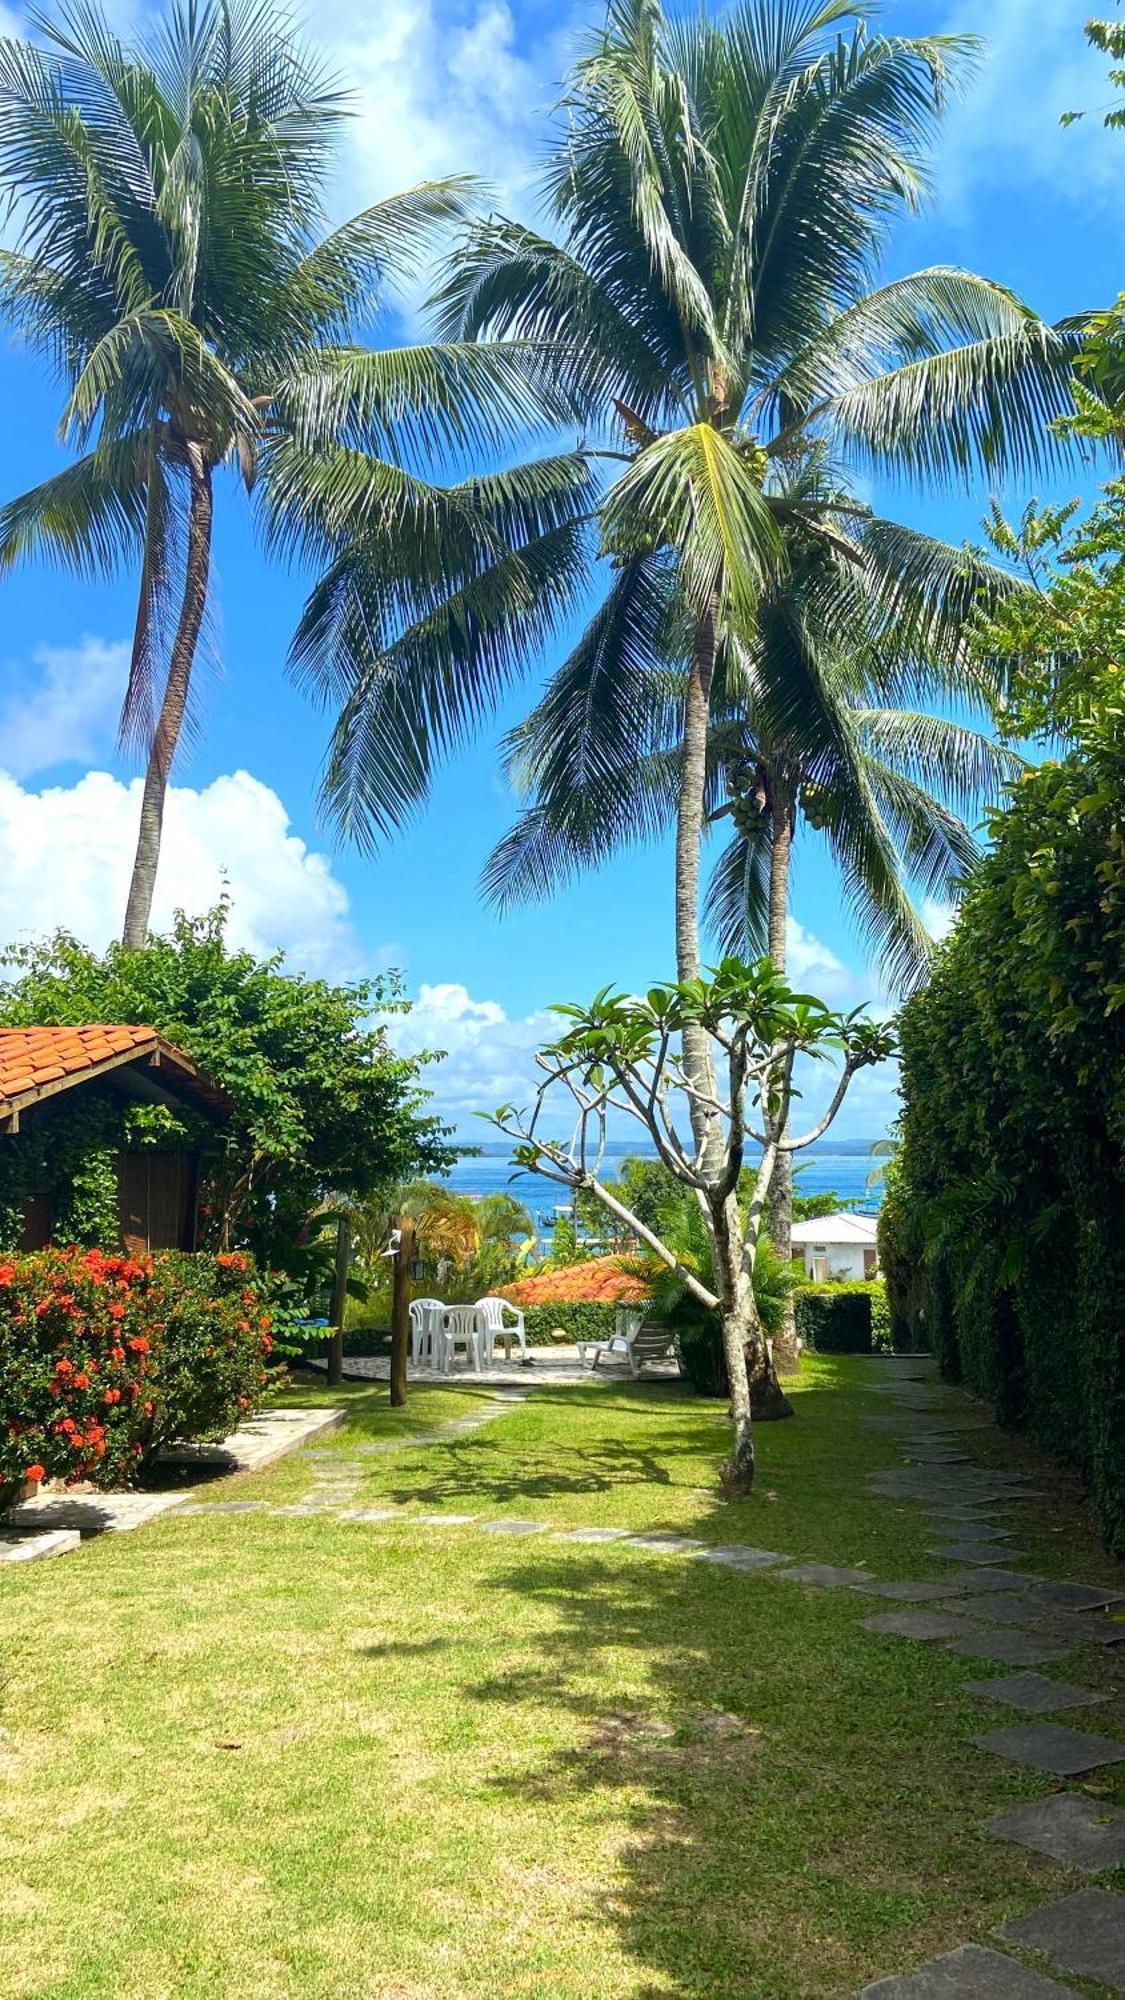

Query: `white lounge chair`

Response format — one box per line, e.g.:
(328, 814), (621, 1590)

(475, 1295), (528, 1364)
(577, 1308), (680, 1378)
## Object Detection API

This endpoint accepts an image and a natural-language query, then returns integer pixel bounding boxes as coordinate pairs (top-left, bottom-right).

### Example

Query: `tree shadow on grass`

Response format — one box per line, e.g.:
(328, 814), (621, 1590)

(453, 1538), (960, 2000)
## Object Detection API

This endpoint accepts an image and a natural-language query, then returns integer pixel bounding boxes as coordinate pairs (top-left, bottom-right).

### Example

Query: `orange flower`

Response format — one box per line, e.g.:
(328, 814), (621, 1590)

(107, 1301), (126, 1321)
(103, 1389), (122, 1406)
(0, 1264), (15, 1285)
(72, 1372), (90, 1390)
(24, 1463), (45, 1483)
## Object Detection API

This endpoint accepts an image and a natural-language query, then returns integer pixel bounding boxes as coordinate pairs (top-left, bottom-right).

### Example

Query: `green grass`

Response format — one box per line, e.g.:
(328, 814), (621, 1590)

(0, 1356), (1121, 1999)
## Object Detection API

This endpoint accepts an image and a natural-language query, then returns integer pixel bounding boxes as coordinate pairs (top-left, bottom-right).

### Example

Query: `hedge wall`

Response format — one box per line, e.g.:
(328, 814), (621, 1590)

(888, 738), (1125, 1554)
(795, 1281), (890, 1354)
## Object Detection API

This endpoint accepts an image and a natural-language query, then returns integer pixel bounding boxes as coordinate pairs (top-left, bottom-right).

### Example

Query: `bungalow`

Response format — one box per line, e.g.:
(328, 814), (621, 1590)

(790, 1211), (879, 1282)
(0, 1026), (231, 1254)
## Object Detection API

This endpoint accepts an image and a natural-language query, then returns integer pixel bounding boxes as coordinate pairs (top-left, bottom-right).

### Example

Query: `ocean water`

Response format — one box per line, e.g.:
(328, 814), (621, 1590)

(444, 1142), (882, 1244)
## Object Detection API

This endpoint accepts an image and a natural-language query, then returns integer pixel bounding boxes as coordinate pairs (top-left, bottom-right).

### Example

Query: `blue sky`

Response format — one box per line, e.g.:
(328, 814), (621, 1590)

(0, 0), (1120, 1140)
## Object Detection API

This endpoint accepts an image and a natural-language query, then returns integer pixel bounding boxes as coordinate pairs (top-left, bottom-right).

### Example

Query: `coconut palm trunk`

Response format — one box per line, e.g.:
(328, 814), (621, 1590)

(764, 764), (802, 1372)
(122, 443), (213, 950)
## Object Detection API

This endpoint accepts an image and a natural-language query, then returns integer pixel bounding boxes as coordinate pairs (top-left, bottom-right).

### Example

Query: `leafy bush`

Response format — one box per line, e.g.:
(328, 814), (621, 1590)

(519, 1302), (619, 1346)
(795, 1284), (874, 1354)
(0, 1247), (272, 1494)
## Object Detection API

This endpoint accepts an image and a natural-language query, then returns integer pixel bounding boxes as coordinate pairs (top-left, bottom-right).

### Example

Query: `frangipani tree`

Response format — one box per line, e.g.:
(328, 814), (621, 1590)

(493, 957), (895, 1490)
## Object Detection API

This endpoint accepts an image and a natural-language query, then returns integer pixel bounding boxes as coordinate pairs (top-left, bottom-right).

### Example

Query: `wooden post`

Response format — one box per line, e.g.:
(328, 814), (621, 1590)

(327, 1212), (348, 1388)
(390, 1214), (413, 1408)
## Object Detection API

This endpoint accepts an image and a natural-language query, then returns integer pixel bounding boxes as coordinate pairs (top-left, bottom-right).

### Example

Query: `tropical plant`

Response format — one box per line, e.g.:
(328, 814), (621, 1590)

(0, 0), (545, 942)
(349, 1178), (536, 1315)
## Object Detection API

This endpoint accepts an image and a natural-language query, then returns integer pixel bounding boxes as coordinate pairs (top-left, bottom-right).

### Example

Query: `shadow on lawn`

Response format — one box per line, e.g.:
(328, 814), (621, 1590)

(461, 1533), (920, 1999)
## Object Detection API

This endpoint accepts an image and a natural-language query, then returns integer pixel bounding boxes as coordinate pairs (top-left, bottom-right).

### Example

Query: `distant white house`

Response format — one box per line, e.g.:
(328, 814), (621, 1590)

(790, 1211), (879, 1282)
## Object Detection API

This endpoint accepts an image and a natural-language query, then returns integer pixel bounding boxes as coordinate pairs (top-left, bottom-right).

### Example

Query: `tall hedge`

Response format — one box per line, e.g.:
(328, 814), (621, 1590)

(889, 730), (1125, 1553)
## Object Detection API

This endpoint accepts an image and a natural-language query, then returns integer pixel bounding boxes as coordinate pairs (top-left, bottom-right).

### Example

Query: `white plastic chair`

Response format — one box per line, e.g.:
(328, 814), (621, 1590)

(408, 1297), (445, 1368)
(475, 1295), (527, 1364)
(438, 1304), (486, 1372)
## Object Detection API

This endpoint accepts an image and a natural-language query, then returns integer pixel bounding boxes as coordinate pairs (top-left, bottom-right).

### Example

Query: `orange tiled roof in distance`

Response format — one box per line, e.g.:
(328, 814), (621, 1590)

(502, 1255), (649, 1306)
(0, 1025), (161, 1105)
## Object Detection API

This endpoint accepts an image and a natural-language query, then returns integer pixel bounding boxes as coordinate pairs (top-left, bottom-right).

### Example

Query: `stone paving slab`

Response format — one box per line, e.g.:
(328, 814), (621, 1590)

(861, 1610), (981, 1642)
(853, 1579), (960, 1602)
(0, 1527), (81, 1562)
(941, 1568), (1041, 1594)
(776, 1562), (873, 1588)
(413, 1513), (478, 1526)
(554, 1526), (631, 1543)
(1003, 1888), (1125, 1989)
(1021, 1581), (1125, 1615)
(860, 1943), (1078, 1995)
(962, 1671), (1109, 1714)
(690, 1544), (790, 1571)
(927, 1543), (1028, 1566)
(622, 1533), (704, 1554)
(988, 1792), (1125, 1872)
(970, 1720), (1125, 1776)
(176, 1500), (267, 1516)
(478, 1519), (549, 1536)
(335, 1507), (403, 1523)
(944, 1628), (1076, 1668)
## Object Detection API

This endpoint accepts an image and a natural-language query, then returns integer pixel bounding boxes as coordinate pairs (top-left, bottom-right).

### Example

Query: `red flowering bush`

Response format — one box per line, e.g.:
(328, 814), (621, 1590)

(0, 1248), (272, 1493)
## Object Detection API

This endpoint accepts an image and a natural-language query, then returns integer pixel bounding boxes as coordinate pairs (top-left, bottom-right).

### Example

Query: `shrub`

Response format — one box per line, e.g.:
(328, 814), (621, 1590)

(890, 719), (1125, 1551)
(518, 1302), (619, 1346)
(795, 1284), (877, 1354)
(0, 1246), (272, 1494)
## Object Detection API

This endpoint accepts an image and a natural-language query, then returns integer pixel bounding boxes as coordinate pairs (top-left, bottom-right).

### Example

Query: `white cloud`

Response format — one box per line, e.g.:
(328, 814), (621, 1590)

(0, 635), (126, 779)
(785, 915), (851, 997)
(922, 895), (956, 943)
(0, 766), (364, 978)
(320, 0), (572, 223)
(389, 979), (557, 1121)
(934, 0), (1124, 225)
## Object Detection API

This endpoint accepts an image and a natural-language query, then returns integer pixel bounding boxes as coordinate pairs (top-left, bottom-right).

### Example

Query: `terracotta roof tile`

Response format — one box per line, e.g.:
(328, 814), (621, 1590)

(0, 1025), (160, 1107)
(503, 1256), (649, 1307)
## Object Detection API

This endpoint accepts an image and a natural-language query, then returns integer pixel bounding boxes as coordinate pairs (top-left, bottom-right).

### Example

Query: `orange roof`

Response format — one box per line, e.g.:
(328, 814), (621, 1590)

(503, 1255), (649, 1306)
(0, 1026), (229, 1122)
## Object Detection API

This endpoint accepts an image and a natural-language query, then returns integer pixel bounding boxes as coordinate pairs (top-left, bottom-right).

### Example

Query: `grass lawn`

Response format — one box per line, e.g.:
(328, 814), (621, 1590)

(1, 1356), (1122, 1999)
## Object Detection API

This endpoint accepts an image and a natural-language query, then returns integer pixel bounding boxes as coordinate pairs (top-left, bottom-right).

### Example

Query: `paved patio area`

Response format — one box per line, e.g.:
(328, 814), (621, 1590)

(308, 1343), (683, 1388)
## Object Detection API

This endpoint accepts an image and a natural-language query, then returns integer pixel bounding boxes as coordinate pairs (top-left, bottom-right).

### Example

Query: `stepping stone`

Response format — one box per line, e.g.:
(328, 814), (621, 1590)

(963, 1671), (1108, 1714)
(928, 1544), (1028, 1566)
(905, 1449), (969, 1464)
(988, 1792), (1125, 1872)
(853, 1579), (962, 1602)
(1003, 1888), (1125, 1988)
(412, 1513), (478, 1526)
(622, 1533), (704, 1554)
(775, 1562), (873, 1588)
(554, 1526), (630, 1543)
(1021, 1580), (1125, 1615)
(0, 1528), (80, 1562)
(945, 1628), (1075, 1668)
(176, 1501), (265, 1515)
(690, 1544), (789, 1570)
(925, 1509), (1018, 1528)
(860, 1942), (1078, 1995)
(861, 1610), (980, 1642)
(971, 1720), (1125, 1775)
(336, 1508), (403, 1522)
(272, 1505), (328, 1518)
(932, 1593), (1063, 1628)
(942, 1568), (1040, 1594)
(479, 1519), (549, 1536)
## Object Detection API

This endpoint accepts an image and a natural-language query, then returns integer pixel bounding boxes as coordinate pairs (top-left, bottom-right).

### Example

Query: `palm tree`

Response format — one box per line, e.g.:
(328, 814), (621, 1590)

(0, 0), (549, 944)
(480, 450), (1024, 1358)
(277, 0), (1077, 1440)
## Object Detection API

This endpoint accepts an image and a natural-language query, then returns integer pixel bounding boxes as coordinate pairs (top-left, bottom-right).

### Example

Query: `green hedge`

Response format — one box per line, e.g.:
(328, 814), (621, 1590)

(795, 1281), (889, 1354)
(889, 734), (1125, 1554)
(517, 1302), (619, 1346)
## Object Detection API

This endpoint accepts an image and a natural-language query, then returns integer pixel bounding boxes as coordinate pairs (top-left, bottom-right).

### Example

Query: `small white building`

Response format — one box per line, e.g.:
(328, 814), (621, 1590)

(790, 1212), (879, 1282)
